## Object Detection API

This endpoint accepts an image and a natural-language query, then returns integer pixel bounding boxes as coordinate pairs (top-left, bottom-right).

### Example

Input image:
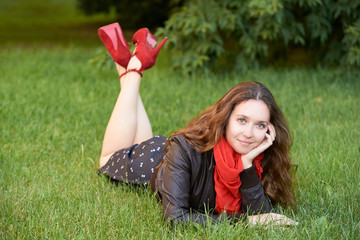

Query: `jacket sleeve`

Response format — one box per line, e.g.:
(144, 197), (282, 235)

(161, 139), (245, 225)
(239, 165), (273, 214)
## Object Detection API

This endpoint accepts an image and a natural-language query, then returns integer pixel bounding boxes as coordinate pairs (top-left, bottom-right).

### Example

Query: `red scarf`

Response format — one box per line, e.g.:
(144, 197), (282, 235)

(213, 136), (263, 214)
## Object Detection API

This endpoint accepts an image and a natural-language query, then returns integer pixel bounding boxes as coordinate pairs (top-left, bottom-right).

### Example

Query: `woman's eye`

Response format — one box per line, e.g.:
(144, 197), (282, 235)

(257, 124), (265, 128)
(239, 118), (245, 123)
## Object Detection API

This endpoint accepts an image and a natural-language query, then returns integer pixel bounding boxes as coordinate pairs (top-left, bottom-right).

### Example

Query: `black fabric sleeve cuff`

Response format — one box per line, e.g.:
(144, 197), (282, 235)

(232, 213), (247, 224)
(240, 165), (261, 189)
(212, 212), (248, 225)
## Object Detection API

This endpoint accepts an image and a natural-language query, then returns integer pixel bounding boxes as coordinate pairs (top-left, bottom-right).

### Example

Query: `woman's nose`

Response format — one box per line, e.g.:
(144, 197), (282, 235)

(243, 125), (253, 138)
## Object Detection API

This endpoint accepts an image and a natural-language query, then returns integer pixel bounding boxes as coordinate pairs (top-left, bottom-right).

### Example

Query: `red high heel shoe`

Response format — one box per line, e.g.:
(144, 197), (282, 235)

(132, 28), (168, 72)
(98, 23), (132, 68)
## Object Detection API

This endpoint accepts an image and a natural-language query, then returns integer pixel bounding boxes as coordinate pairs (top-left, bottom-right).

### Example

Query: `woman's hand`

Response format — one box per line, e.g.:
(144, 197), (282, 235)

(241, 123), (276, 169)
(247, 213), (298, 227)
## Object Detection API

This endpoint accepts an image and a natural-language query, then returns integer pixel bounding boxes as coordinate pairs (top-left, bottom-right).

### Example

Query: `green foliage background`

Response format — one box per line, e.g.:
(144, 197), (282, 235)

(156, 0), (360, 73)
(76, 0), (174, 29)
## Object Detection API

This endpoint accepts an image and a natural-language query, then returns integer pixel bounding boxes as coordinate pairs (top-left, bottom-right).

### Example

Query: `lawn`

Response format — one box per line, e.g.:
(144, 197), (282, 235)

(1, 0), (360, 239)
(1, 47), (359, 239)
(0, 0), (117, 47)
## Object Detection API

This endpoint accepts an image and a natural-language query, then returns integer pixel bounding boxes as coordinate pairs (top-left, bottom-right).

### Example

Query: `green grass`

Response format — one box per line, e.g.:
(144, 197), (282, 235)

(0, 0), (117, 47)
(1, 46), (359, 239)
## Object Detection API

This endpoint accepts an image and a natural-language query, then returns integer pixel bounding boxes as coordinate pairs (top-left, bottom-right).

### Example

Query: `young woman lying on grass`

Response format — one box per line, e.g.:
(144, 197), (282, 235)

(97, 23), (298, 226)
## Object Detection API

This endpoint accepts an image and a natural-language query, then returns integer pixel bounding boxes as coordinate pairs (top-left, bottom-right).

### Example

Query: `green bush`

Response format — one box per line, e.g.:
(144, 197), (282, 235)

(156, 0), (360, 73)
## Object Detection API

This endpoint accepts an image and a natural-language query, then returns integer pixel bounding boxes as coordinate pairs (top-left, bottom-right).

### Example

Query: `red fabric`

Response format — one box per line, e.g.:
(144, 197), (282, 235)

(213, 136), (264, 214)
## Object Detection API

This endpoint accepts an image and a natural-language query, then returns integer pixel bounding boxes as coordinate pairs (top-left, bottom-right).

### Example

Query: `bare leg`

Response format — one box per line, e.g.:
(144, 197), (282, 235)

(99, 57), (153, 167)
(134, 94), (153, 144)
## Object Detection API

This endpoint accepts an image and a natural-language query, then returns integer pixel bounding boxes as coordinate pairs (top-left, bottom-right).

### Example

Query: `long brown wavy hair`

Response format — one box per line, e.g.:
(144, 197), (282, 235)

(166, 81), (296, 208)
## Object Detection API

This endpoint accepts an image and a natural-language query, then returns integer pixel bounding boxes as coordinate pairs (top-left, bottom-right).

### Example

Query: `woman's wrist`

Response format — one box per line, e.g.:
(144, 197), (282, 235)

(241, 156), (253, 169)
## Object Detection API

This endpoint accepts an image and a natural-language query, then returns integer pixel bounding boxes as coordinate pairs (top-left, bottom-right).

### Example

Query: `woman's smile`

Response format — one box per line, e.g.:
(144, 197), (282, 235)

(238, 139), (253, 146)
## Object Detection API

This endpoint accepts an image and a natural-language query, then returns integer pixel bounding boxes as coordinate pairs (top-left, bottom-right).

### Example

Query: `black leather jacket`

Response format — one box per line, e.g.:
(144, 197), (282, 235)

(153, 135), (273, 225)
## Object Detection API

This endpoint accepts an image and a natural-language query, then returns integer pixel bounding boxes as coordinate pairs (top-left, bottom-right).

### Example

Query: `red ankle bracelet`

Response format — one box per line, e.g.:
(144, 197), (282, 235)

(119, 68), (143, 79)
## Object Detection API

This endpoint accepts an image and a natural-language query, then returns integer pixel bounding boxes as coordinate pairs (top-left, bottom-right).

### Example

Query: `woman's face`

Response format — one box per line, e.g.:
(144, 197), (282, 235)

(225, 99), (270, 155)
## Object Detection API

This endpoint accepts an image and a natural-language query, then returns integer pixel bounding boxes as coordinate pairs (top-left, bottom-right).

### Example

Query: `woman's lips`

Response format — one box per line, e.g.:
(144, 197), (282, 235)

(238, 139), (252, 146)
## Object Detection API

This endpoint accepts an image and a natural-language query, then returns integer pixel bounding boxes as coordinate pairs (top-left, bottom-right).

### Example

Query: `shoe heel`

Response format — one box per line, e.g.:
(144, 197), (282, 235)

(132, 28), (168, 71)
(98, 22), (131, 68)
(98, 23), (124, 49)
(149, 37), (168, 59)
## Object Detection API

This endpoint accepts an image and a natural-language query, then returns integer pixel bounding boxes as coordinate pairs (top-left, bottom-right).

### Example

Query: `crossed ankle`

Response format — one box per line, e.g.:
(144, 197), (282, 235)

(119, 68), (143, 79)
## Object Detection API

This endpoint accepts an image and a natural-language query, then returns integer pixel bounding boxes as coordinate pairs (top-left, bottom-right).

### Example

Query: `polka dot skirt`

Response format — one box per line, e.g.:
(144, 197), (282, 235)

(97, 135), (167, 185)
